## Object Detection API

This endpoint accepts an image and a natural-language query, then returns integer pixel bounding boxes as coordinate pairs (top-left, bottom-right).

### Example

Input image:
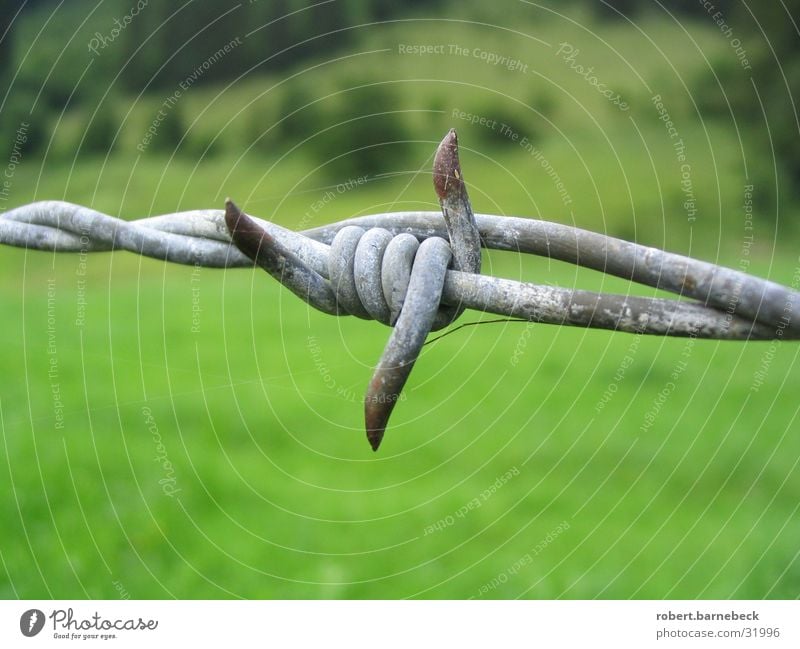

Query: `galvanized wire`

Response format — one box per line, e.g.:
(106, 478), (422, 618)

(2, 199), (796, 342)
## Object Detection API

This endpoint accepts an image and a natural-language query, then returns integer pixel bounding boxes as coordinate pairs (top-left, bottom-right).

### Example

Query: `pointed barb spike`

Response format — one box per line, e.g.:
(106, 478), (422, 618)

(363, 237), (453, 452)
(365, 375), (391, 452)
(434, 129), (481, 275)
(367, 428), (383, 452)
(224, 198), (242, 232)
(433, 128), (462, 200)
(223, 199), (275, 261)
(222, 199), (341, 315)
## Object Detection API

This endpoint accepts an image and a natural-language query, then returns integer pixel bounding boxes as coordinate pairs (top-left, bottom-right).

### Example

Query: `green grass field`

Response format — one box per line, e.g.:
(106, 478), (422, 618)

(1, 6), (799, 599)
(2, 163), (798, 598)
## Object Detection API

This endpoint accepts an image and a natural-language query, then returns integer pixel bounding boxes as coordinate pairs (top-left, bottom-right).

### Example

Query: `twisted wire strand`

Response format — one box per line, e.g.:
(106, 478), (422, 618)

(2, 199), (796, 342)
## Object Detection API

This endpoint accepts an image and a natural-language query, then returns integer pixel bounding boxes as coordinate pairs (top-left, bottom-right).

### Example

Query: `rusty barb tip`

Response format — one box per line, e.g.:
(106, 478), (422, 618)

(367, 430), (382, 452)
(223, 198), (276, 264)
(224, 198), (242, 230)
(365, 376), (390, 451)
(433, 128), (463, 201)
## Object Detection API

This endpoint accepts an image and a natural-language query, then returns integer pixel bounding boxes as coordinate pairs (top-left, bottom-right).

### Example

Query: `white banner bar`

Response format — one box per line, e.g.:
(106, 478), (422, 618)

(1, 600), (797, 648)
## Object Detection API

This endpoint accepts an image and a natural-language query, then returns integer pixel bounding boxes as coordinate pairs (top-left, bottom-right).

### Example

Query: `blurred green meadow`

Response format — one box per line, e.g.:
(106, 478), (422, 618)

(1, 1), (799, 599)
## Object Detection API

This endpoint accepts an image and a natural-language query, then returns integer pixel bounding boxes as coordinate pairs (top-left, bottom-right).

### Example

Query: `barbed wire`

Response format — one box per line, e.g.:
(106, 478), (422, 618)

(3, 200), (796, 339)
(2, 129), (798, 449)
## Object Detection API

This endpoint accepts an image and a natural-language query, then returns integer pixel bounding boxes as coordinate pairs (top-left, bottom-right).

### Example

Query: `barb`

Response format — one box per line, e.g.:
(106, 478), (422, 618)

(365, 237), (453, 451)
(223, 131), (483, 450)
(225, 199), (339, 315)
(364, 130), (480, 450)
(2, 130), (800, 450)
(433, 128), (481, 274)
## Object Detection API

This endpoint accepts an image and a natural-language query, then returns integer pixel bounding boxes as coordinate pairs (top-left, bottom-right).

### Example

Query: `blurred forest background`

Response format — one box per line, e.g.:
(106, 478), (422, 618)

(1, 0), (799, 600)
(2, 0), (799, 238)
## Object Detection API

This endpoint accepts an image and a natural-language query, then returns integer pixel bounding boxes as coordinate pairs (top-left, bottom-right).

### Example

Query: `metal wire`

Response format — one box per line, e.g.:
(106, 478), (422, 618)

(2, 199), (796, 341)
(3, 128), (799, 451)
